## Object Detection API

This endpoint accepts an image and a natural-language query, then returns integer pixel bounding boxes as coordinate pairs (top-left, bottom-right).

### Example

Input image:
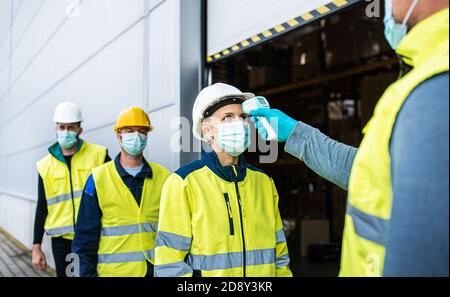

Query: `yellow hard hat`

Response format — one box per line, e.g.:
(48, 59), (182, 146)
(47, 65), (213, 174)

(114, 107), (153, 133)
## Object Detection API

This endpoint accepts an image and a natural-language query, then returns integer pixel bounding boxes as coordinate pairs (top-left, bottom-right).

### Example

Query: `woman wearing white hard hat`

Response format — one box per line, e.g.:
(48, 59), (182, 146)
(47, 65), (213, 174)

(155, 83), (292, 277)
(32, 101), (110, 277)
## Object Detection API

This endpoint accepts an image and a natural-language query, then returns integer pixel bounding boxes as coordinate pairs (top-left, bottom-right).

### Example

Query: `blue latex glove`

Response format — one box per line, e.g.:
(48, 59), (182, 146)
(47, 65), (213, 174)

(249, 108), (298, 142)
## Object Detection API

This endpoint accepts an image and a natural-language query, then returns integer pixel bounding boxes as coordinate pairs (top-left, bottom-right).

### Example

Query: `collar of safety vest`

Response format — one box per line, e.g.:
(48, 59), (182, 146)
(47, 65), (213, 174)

(396, 7), (449, 67)
(48, 139), (85, 164)
(114, 153), (153, 179)
(202, 152), (247, 183)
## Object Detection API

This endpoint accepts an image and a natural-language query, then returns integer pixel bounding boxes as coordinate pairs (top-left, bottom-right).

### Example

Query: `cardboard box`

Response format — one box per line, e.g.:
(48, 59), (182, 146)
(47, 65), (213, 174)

(292, 31), (322, 81)
(329, 118), (363, 147)
(248, 66), (285, 89)
(300, 220), (330, 257)
(322, 15), (359, 69)
(360, 72), (398, 125)
(328, 99), (357, 120)
(353, 12), (393, 59)
(331, 187), (347, 238)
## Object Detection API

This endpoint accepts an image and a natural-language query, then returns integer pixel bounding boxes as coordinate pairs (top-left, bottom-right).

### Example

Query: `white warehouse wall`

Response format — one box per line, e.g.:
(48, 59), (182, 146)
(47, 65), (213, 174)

(0, 0), (188, 269)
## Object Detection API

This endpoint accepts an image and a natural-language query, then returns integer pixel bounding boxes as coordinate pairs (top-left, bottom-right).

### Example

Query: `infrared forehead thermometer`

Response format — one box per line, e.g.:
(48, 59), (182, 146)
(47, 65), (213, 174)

(242, 96), (277, 141)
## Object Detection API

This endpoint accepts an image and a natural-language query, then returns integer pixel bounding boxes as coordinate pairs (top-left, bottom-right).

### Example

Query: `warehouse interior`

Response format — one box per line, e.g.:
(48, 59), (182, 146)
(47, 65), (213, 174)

(210, 2), (399, 276)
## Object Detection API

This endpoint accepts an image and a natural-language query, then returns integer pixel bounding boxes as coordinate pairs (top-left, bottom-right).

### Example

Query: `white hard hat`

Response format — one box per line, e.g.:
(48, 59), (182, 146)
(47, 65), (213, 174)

(52, 101), (83, 123)
(192, 83), (254, 141)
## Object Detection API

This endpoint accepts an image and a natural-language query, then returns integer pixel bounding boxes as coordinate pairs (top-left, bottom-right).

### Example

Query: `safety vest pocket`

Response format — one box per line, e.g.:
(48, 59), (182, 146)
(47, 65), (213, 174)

(223, 193), (235, 236)
(48, 170), (68, 194)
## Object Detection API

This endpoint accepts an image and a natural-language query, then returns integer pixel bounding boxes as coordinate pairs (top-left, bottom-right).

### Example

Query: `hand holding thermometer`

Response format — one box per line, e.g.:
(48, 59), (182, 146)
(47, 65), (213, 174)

(242, 96), (278, 141)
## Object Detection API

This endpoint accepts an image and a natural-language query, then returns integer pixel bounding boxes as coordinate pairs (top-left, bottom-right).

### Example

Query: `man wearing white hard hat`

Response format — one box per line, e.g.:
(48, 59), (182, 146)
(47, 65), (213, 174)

(32, 101), (110, 277)
(155, 83), (292, 277)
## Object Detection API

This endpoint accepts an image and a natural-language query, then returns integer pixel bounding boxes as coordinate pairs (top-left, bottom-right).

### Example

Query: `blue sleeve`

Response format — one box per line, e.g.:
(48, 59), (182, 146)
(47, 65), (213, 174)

(284, 122), (358, 190)
(384, 73), (449, 276)
(72, 174), (102, 277)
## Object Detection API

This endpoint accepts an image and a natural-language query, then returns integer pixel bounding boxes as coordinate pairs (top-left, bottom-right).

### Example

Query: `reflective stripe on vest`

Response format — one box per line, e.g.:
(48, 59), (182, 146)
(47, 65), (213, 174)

(276, 228), (287, 244)
(45, 225), (74, 237)
(276, 254), (290, 268)
(154, 249), (276, 276)
(340, 8), (449, 277)
(156, 231), (191, 251)
(155, 229), (286, 275)
(188, 249), (276, 271)
(346, 203), (389, 246)
(98, 250), (154, 264)
(101, 222), (158, 237)
(94, 160), (170, 277)
(154, 262), (192, 277)
(36, 142), (106, 239)
(46, 191), (83, 206)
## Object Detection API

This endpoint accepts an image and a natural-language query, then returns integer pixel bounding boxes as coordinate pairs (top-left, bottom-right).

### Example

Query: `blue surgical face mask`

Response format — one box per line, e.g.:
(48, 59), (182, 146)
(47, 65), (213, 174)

(215, 121), (251, 157)
(384, 0), (419, 50)
(120, 132), (148, 156)
(57, 131), (78, 149)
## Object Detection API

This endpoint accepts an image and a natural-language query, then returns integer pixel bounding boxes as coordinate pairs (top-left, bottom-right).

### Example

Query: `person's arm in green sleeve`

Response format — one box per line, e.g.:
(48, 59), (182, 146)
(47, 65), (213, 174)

(250, 109), (357, 190)
(154, 174), (193, 277)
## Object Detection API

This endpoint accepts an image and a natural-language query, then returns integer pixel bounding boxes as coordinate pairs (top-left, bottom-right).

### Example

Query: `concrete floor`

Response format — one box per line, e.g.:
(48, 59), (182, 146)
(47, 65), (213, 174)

(0, 228), (54, 277)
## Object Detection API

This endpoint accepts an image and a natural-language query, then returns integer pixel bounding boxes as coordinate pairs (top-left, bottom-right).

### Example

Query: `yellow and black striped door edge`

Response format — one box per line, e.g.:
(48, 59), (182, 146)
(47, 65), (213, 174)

(207, 0), (362, 64)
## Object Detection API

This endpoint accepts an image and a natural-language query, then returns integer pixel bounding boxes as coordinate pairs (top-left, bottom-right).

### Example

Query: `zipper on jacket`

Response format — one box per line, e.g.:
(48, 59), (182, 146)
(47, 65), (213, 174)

(232, 166), (246, 277)
(67, 158), (76, 231)
(223, 193), (235, 236)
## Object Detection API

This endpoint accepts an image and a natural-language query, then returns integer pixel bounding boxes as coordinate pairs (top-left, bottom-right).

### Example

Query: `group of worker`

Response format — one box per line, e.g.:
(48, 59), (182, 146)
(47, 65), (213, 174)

(32, 85), (292, 278)
(31, 0), (448, 277)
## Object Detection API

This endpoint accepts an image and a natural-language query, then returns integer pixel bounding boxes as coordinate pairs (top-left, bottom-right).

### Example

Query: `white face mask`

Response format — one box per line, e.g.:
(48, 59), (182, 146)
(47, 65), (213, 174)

(384, 0), (419, 50)
(209, 121), (251, 157)
(57, 130), (78, 149)
(120, 132), (147, 156)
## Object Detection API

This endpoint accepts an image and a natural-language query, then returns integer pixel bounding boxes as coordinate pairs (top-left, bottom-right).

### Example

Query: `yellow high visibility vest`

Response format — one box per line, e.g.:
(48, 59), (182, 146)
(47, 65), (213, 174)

(340, 8), (449, 277)
(155, 152), (292, 277)
(37, 141), (107, 240)
(93, 160), (170, 277)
